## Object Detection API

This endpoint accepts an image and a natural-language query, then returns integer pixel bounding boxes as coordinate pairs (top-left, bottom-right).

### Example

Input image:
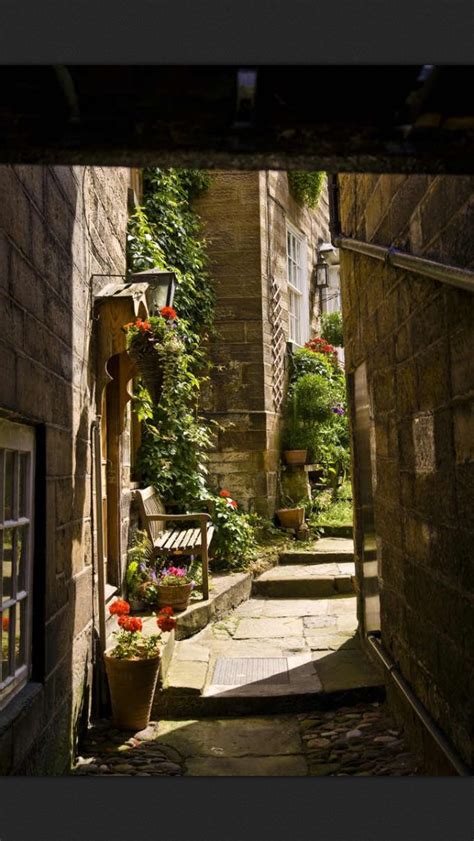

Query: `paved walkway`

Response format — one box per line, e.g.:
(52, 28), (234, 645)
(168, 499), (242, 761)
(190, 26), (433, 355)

(73, 702), (420, 776)
(72, 537), (421, 776)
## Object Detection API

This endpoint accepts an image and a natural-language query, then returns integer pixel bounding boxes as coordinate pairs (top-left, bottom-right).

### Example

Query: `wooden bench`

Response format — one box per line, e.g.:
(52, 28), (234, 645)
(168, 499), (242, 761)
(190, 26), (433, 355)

(134, 486), (214, 600)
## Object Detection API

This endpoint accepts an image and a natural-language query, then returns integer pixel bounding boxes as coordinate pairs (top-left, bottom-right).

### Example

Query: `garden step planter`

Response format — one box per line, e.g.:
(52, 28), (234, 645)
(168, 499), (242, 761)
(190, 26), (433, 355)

(276, 507), (305, 529)
(104, 652), (160, 731)
(283, 450), (307, 466)
(156, 583), (193, 612)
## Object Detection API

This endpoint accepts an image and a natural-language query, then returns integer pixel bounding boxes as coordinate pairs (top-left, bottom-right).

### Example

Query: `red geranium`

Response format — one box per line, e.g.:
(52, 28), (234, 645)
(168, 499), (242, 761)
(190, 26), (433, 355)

(109, 599), (130, 616)
(160, 306), (177, 320)
(2, 616), (9, 631)
(220, 490), (231, 498)
(157, 615), (177, 632)
(158, 606), (174, 616)
(118, 615), (143, 632)
(229, 500), (238, 509)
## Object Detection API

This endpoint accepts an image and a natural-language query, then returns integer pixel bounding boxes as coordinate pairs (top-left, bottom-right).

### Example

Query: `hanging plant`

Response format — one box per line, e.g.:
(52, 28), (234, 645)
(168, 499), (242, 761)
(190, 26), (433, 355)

(288, 171), (325, 209)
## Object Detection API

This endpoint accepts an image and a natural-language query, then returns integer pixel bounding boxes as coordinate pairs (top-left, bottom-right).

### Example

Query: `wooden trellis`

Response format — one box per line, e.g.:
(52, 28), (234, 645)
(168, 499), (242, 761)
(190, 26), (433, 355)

(269, 275), (286, 411)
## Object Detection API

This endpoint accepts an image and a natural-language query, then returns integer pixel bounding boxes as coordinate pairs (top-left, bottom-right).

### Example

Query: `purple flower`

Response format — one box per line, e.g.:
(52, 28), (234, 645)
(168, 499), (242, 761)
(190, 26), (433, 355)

(331, 406), (345, 416)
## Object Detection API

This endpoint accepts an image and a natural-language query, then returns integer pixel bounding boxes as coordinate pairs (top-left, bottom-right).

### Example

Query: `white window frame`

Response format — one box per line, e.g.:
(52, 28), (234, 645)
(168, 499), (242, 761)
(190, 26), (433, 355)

(286, 223), (309, 346)
(0, 419), (35, 710)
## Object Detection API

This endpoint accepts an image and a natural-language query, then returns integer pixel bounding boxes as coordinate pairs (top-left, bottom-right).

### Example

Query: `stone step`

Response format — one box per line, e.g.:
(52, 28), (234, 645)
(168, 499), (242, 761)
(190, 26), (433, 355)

(279, 538), (354, 566)
(252, 563), (355, 598)
(154, 643), (384, 718)
(317, 524), (353, 539)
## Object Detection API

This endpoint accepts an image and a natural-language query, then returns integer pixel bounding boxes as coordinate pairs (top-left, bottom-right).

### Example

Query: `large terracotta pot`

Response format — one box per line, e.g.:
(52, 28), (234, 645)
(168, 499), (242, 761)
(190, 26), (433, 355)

(156, 583), (192, 611)
(104, 651), (160, 731)
(276, 507), (305, 529)
(283, 449), (307, 466)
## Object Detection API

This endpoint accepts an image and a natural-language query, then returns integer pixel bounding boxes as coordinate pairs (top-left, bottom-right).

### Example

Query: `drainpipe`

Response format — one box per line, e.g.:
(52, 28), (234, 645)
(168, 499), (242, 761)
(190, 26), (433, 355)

(327, 173), (474, 294)
(92, 417), (107, 654)
(367, 635), (471, 776)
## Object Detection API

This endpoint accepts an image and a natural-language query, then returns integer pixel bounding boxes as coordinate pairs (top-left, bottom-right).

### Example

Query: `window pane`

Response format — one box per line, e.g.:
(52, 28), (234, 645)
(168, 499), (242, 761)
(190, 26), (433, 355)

(16, 526), (28, 593)
(15, 599), (26, 671)
(2, 528), (13, 603)
(19, 453), (29, 518)
(4, 451), (14, 521)
(1, 606), (12, 681)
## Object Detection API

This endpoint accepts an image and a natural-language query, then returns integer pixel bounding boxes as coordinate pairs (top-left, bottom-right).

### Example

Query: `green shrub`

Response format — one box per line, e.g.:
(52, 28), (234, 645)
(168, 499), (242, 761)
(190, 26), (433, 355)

(290, 348), (335, 383)
(209, 495), (257, 570)
(320, 312), (344, 347)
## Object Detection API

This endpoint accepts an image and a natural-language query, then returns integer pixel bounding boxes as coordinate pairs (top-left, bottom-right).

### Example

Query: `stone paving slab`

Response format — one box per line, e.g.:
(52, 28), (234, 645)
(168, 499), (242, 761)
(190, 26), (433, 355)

(238, 598), (330, 618)
(314, 649), (383, 692)
(185, 755), (308, 776)
(279, 538), (354, 566)
(156, 716), (303, 757)
(233, 617), (304, 639)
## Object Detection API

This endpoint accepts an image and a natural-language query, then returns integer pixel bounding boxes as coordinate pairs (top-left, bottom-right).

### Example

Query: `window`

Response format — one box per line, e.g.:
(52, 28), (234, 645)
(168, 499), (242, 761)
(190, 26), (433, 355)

(0, 420), (35, 709)
(286, 225), (308, 345)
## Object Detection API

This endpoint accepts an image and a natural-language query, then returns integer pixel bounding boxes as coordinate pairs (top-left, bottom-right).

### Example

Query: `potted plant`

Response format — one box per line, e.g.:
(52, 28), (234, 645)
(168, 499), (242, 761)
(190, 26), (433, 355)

(104, 599), (176, 731)
(125, 530), (155, 611)
(275, 493), (306, 529)
(155, 565), (194, 611)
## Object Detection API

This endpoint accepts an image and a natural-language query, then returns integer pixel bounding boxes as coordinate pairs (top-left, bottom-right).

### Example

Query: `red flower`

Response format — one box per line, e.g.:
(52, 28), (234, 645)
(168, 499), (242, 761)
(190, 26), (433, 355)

(160, 306), (177, 320)
(158, 606), (174, 616)
(118, 615), (143, 632)
(2, 616), (9, 632)
(157, 615), (177, 632)
(135, 318), (151, 332)
(220, 490), (231, 498)
(109, 599), (130, 616)
(229, 500), (238, 509)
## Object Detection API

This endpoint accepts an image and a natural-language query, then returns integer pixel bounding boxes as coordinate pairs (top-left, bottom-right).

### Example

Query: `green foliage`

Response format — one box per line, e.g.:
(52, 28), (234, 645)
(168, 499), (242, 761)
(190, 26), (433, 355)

(127, 168), (215, 335)
(287, 171), (325, 208)
(210, 496), (258, 571)
(126, 530), (154, 598)
(290, 348), (335, 383)
(109, 629), (162, 660)
(320, 312), (344, 347)
(128, 168), (217, 509)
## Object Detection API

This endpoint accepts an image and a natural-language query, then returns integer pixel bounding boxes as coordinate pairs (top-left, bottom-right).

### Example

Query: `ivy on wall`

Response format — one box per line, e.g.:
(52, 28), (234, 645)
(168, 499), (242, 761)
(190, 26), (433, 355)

(288, 171), (325, 209)
(127, 168), (216, 506)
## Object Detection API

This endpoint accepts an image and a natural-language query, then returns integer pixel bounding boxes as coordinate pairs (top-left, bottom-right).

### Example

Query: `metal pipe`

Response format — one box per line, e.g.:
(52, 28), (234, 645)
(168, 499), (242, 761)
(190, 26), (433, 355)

(367, 634), (471, 776)
(93, 417), (107, 654)
(335, 235), (474, 294)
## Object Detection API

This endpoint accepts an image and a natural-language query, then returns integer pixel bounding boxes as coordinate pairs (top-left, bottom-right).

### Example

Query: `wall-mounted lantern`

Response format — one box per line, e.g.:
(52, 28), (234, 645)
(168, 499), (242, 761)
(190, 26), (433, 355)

(314, 242), (340, 288)
(130, 269), (177, 315)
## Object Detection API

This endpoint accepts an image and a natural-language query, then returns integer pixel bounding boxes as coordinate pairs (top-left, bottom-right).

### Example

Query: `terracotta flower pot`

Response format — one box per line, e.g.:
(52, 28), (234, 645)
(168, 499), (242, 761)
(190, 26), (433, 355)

(283, 449), (307, 466)
(276, 507), (305, 529)
(104, 651), (160, 731)
(156, 583), (192, 611)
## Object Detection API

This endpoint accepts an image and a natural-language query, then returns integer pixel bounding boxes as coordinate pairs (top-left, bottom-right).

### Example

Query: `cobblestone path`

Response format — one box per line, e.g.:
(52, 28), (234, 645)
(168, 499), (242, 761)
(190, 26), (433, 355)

(72, 700), (420, 776)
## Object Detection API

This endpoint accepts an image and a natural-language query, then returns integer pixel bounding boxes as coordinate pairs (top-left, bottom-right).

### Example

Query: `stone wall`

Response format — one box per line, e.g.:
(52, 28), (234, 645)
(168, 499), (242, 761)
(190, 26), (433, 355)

(338, 173), (474, 771)
(0, 164), (130, 774)
(195, 171), (329, 515)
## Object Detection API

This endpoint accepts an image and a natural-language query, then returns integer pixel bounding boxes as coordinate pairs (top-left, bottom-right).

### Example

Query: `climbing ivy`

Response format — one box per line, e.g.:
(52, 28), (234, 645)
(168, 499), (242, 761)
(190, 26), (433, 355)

(288, 171), (325, 209)
(127, 168), (216, 509)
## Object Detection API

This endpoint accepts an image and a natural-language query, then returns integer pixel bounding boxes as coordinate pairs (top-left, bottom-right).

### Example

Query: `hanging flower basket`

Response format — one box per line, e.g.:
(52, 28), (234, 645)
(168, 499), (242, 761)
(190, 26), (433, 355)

(123, 309), (179, 405)
(128, 342), (164, 405)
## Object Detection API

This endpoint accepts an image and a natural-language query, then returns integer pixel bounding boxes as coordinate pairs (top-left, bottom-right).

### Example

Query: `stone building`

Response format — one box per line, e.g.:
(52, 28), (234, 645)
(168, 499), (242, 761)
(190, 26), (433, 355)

(337, 173), (474, 773)
(0, 164), (144, 773)
(195, 171), (331, 515)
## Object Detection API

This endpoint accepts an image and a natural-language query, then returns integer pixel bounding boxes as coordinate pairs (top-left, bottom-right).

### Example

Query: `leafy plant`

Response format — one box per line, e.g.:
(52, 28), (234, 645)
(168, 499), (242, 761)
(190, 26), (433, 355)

(158, 565), (194, 587)
(125, 530), (154, 598)
(288, 171), (325, 208)
(209, 491), (257, 570)
(290, 348), (335, 383)
(320, 312), (344, 347)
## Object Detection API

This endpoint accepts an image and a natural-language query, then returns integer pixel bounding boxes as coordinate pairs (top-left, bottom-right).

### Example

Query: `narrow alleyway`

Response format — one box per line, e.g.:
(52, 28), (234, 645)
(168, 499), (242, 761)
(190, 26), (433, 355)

(73, 538), (422, 776)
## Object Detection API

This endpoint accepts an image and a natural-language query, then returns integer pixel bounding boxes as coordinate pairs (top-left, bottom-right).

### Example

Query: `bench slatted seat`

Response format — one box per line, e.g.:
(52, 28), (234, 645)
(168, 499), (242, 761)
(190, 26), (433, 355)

(134, 486), (214, 600)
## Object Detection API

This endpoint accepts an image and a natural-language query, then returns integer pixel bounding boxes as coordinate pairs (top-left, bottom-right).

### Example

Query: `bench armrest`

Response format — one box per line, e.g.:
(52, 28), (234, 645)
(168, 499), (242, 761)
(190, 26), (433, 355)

(146, 513), (212, 524)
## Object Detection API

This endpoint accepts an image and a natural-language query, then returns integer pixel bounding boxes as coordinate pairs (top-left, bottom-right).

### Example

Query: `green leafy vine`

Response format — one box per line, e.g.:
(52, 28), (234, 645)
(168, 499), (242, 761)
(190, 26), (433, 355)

(288, 171), (325, 208)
